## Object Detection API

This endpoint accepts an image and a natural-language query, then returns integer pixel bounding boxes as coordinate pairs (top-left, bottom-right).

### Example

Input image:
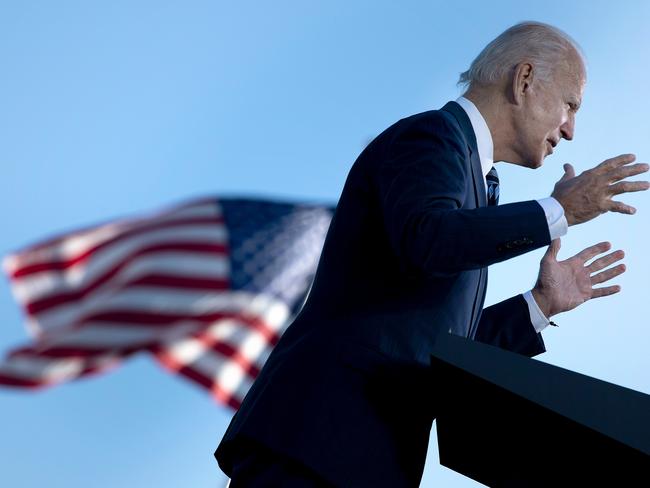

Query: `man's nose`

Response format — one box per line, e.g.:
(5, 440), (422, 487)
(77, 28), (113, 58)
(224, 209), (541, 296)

(560, 116), (575, 141)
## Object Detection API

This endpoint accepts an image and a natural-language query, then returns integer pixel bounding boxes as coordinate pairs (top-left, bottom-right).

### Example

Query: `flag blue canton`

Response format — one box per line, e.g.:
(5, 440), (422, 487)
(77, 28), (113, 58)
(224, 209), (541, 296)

(219, 198), (335, 313)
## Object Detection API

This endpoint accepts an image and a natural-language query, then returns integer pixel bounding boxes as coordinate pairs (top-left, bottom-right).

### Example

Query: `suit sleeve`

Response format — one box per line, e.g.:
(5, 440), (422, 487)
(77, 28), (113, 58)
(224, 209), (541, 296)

(376, 113), (551, 277)
(474, 294), (546, 357)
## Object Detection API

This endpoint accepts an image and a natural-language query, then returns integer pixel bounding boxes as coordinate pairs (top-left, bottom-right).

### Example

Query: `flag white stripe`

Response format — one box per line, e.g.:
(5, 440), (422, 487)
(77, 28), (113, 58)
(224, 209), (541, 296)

(215, 361), (254, 397)
(203, 320), (277, 361)
(159, 319), (277, 366)
(5, 316), (275, 357)
(0, 352), (122, 383)
(21, 252), (230, 334)
(56, 289), (290, 324)
(0, 316), (276, 382)
(30, 286), (288, 339)
(3, 202), (222, 273)
(34, 294), (287, 345)
(170, 346), (256, 397)
(16, 248), (229, 307)
(39, 323), (189, 348)
(31, 290), (288, 343)
(11, 226), (228, 304)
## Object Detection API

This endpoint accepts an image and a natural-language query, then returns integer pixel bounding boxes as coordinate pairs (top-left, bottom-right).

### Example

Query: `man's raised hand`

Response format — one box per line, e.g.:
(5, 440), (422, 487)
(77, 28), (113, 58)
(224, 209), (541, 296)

(531, 239), (626, 318)
(551, 154), (650, 226)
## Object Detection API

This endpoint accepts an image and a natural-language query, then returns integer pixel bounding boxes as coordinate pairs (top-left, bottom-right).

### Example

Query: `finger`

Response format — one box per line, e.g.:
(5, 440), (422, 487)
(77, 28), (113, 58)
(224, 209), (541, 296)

(593, 154), (636, 174)
(587, 249), (625, 272)
(607, 162), (649, 183)
(591, 285), (622, 298)
(608, 180), (650, 196)
(544, 238), (561, 260)
(591, 263), (626, 285)
(606, 200), (637, 215)
(574, 241), (611, 263)
(560, 163), (576, 180)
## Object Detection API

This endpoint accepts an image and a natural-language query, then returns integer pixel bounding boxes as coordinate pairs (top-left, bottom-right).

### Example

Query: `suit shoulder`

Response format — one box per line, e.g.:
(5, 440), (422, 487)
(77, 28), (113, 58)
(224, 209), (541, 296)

(397, 108), (461, 130)
(349, 107), (467, 179)
(379, 109), (466, 149)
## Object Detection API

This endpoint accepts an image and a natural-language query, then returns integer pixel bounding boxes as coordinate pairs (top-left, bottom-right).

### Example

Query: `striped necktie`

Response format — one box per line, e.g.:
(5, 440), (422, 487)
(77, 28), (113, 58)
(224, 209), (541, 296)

(486, 166), (499, 206)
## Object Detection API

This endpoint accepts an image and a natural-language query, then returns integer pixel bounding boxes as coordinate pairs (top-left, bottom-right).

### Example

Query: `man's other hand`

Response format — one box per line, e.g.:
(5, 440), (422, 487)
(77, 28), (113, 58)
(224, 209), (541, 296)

(551, 154), (650, 226)
(531, 239), (625, 318)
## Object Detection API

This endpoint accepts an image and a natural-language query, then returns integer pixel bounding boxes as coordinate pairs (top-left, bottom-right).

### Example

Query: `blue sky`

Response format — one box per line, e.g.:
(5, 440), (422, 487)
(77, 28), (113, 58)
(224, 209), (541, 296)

(1, 1), (648, 486)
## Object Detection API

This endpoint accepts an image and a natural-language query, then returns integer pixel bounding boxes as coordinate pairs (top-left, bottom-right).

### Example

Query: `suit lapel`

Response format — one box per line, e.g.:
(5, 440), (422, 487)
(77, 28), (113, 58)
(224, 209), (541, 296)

(441, 101), (489, 338)
(441, 101), (487, 208)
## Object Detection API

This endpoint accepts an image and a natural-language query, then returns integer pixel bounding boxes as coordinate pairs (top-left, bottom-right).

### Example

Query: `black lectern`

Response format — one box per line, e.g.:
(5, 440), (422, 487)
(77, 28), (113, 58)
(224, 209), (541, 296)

(430, 333), (649, 487)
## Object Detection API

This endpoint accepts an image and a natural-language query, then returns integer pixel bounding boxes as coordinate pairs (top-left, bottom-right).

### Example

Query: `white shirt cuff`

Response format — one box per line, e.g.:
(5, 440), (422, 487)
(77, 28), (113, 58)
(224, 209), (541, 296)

(523, 290), (551, 333)
(536, 197), (568, 240)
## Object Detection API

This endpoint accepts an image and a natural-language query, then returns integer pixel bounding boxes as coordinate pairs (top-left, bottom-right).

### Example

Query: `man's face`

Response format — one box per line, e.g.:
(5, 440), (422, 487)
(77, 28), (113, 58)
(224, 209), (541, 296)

(513, 58), (585, 168)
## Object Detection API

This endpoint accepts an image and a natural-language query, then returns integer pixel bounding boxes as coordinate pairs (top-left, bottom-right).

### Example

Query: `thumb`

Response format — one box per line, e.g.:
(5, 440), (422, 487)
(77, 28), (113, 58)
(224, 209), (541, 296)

(559, 163), (576, 181)
(544, 238), (561, 260)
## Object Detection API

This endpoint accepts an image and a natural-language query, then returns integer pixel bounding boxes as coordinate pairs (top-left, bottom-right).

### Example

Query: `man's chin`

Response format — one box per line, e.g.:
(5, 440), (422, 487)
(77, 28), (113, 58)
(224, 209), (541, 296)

(503, 158), (543, 169)
(525, 154), (545, 169)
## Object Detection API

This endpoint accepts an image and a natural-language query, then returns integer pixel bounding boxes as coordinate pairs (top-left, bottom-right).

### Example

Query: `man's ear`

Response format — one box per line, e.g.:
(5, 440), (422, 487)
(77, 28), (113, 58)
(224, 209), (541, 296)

(511, 62), (534, 105)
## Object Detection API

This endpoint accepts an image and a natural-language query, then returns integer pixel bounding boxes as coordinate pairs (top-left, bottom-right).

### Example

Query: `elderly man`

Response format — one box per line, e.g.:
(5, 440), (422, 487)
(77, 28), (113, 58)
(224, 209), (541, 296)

(215, 21), (649, 487)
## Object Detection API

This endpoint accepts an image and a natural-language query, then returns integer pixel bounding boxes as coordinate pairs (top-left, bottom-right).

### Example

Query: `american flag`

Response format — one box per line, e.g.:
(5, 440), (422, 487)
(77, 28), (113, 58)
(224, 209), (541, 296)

(0, 197), (333, 409)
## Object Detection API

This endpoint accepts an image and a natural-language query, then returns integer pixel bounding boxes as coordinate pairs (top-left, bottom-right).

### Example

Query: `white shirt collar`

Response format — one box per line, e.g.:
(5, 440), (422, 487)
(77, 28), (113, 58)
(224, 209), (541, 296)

(455, 96), (494, 177)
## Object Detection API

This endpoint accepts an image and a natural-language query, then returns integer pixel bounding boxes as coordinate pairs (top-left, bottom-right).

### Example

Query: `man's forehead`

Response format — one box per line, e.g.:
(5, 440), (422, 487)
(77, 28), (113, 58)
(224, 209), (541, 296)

(556, 48), (586, 82)
(570, 72), (586, 107)
(568, 76), (585, 101)
(556, 59), (586, 106)
(568, 52), (587, 91)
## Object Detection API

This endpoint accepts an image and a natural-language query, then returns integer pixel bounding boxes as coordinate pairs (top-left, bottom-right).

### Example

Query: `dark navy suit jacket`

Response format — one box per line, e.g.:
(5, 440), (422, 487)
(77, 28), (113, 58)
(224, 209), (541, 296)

(215, 101), (552, 487)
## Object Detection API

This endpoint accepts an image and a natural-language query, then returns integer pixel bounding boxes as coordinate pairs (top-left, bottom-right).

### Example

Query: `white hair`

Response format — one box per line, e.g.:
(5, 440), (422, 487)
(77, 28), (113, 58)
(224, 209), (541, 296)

(458, 21), (586, 90)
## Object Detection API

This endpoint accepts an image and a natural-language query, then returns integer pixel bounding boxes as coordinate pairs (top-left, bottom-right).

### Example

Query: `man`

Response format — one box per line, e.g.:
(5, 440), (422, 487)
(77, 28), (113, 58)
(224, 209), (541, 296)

(215, 21), (649, 486)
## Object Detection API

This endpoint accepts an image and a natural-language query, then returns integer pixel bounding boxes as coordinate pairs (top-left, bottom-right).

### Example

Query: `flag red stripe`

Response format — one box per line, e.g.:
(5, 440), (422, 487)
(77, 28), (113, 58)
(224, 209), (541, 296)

(210, 341), (262, 378)
(79, 311), (281, 345)
(151, 335), (263, 379)
(5, 198), (220, 256)
(7, 344), (146, 359)
(25, 242), (229, 314)
(24, 311), (281, 357)
(211, 381), (242, 410)
(166, 364), (243, 410)
(11, 216), (225, 278)
(0, 374), (44, 388)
